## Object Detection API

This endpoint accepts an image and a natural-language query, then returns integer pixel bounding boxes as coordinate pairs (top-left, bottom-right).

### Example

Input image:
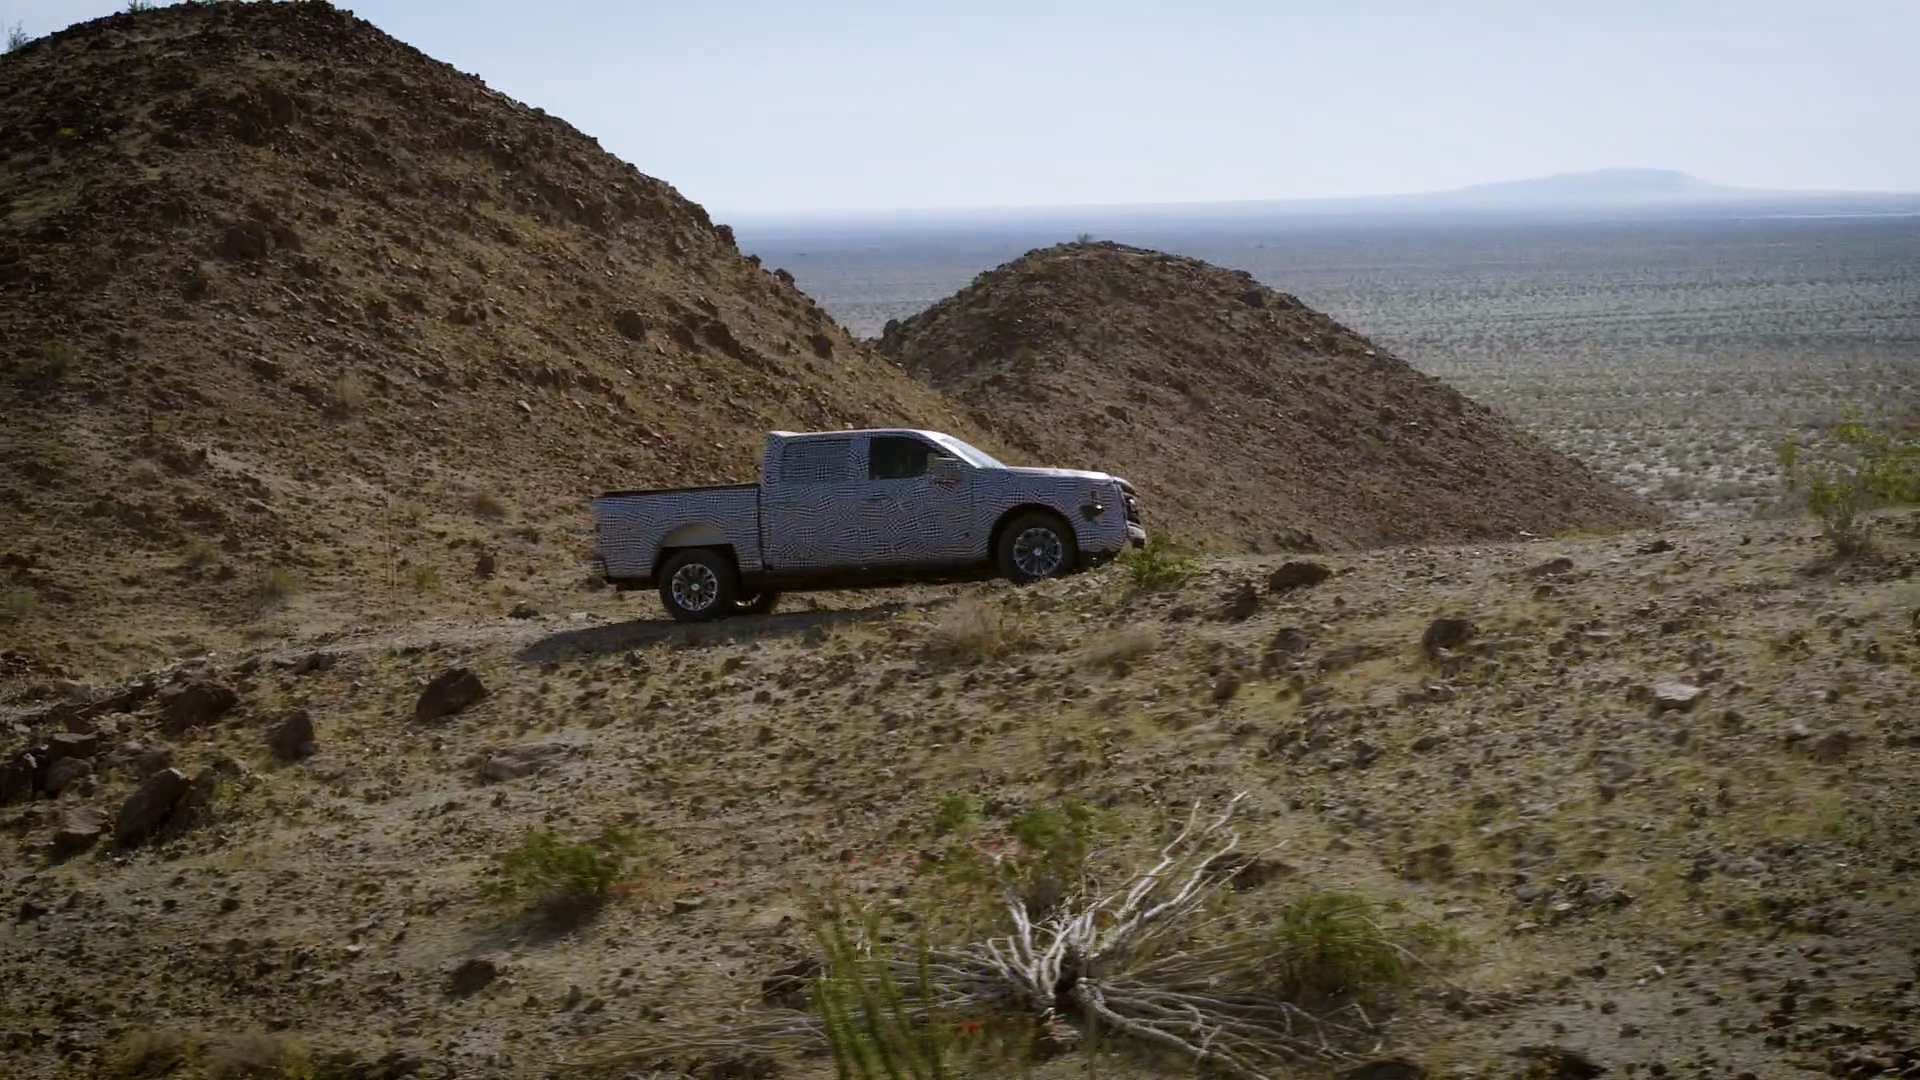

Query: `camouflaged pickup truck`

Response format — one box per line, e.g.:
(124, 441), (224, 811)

(591, 429), (1146, 621)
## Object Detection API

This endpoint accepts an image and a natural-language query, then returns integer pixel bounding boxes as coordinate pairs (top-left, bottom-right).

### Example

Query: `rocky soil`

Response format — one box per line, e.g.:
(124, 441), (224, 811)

(877, 241), (1661, 552)
(3, 512), (1916, 1079)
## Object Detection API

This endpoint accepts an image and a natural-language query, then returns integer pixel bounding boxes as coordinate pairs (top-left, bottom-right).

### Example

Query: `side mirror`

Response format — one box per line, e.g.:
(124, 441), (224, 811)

(929, 455), (963, 487)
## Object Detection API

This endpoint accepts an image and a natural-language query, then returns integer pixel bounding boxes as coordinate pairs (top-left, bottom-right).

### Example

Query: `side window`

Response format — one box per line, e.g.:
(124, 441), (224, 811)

(868, 436), (931, 480)
(780, 438), (853, 485)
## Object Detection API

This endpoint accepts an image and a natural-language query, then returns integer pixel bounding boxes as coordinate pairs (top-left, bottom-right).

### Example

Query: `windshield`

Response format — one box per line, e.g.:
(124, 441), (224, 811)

(925, 432), (1005, 469)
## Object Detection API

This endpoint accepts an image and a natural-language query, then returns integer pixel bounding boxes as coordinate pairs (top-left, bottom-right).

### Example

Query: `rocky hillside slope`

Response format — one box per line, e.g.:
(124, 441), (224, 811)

(0, 1), (987, 679)
(878, 242), (1661, 551)
(2, 514), (1915, 1079)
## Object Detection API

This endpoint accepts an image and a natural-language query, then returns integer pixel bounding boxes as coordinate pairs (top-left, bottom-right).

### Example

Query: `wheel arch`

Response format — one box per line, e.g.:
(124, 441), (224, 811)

(989, 503), (1074, 561)
(653, 541), (740, 581)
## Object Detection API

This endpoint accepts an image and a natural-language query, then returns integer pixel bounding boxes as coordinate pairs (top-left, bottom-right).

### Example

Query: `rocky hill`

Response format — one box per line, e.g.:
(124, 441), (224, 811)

(878, 242), (1661, 551)
(0, 1), (987, 678)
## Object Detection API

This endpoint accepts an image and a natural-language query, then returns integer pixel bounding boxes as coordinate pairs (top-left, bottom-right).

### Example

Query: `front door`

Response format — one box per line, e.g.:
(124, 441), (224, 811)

(858, 434), (976, 566)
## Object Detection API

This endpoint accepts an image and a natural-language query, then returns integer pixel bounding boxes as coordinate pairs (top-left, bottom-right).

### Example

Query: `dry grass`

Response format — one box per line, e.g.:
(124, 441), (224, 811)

(923, 596), (1037, 662)
(1082, 626), (1160, 670)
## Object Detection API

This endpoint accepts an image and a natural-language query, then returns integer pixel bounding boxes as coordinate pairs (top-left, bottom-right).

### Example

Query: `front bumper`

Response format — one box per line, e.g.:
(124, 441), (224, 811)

(1127, 523), (1147, 547)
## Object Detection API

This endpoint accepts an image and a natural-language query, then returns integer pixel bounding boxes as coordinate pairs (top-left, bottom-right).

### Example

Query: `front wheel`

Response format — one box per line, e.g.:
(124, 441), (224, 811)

(657, 549), (739, 622)
(996, 511), (1078, 584)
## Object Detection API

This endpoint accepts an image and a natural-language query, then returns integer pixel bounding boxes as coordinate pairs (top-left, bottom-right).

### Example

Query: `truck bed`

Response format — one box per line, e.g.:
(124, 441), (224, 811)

(592, 483), (762, 585)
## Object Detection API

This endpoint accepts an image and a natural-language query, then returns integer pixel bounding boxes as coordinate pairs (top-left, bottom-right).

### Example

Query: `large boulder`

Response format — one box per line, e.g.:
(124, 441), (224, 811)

(114, 767), (191, 845)
(415, 668), (486, 722)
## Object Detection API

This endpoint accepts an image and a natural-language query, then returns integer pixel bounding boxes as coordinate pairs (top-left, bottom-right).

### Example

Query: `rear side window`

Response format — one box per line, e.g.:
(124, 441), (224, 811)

(868, 435), (931, 480)
(780, 437), (854, 484)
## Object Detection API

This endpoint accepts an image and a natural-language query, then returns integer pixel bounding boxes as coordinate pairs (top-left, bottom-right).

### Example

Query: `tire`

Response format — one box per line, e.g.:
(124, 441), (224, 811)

(733, 591), (780, 616)
(657, 549), (739, 622)
(996, 511), (1078, 584)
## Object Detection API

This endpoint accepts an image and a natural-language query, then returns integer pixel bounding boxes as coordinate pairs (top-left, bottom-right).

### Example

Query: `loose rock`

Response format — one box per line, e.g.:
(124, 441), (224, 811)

(114, 767), (191, 845)
(447, 957), (499, 997)
(161, 681), (239, 734)
(1267, 560), (1332, 593)
(46, 731), (100, 762)
(41, 756), (93, 796)
(267, 710), (318, 761)
(415, 668), (487, 721)
(1216, 581), (1260, 622)
(482, 741), (570, 781)
(52, 806), (108, 856)
(1421, 617), (1477, 658)
(1651, 682), (1705, 712)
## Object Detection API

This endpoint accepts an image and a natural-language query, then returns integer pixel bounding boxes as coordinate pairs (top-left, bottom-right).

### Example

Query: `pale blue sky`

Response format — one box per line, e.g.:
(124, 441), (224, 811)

(9, 1), (1918, 213)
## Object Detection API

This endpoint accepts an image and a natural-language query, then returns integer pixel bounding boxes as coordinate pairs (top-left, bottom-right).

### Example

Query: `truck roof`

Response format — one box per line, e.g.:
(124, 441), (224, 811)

(766, 428), (947, 439)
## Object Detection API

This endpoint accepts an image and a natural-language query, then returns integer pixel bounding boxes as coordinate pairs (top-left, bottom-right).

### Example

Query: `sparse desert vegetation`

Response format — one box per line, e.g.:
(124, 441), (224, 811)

(5, 513), (1918, 1079)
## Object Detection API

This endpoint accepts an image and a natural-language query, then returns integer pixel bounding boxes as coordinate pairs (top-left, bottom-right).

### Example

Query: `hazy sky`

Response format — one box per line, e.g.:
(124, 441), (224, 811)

(9, 0), (1918, 214)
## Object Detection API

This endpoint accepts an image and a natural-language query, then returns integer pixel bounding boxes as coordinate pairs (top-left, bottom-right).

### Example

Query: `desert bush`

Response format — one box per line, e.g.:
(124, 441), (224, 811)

(814, 916), (959, 1080)
(469, 489), (508, 520)
(9, 340), (72, 384)
(1778, 412), (1920, 555)
(105, 1029), (203, 1078)
(933, 792), (982, 834)
(408, 563), (441, 592)
(0, 587), (38, 623)
(4, 23), (27, 54)
(206, 1030), (311, 1078)
(480, 826), (641, 925)
(1250, 892), (1412, 1004)
(183, 538), (223, 569)
(126, 0), (154, 12)
(1083, 626), (1160, 670)
(1118, 534), (1195, 589)
(329, 373), (367, 416)
(923, 597), (1035, 662)
(254, 567), (296, 606)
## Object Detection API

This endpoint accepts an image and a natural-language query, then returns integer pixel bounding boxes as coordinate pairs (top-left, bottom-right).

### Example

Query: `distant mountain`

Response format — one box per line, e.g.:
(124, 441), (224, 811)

(728, 169), (1920, 231)
(1421, 168), (1741, 205)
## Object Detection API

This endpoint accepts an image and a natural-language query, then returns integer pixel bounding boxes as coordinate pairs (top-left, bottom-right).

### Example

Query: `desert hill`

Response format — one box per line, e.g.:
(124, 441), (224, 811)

(0, 1), (988, 678)
(878, 241), (1660, 551)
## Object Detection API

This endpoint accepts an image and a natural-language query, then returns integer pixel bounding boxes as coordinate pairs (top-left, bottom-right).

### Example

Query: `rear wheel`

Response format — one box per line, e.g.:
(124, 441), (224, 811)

(996, 511), (1078, 584)
(657, 549), (738, 622)
(733, 591), (780, 616)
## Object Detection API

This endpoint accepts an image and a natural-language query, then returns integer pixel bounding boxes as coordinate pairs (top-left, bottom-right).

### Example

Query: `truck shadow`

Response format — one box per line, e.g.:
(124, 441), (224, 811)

(514, 602), (918, 663)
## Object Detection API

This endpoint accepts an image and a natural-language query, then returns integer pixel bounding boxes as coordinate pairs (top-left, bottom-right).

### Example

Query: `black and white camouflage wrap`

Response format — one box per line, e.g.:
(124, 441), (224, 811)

(594, 429), (1141, 583)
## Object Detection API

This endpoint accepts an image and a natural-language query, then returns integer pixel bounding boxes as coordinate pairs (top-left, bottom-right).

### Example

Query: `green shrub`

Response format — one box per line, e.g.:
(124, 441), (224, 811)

(933, 793), (981, 834)
(408, 563), (441, 593)
(1779, 412), (1920, 555)
(814, 916), (956, 1080)
(0, 587), (37, 623)
(1118, 534), (1196, 589)
(480, 826), (640, 925)
(1252, 892), (1411, 1003)
(254, 567), (296, 606)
